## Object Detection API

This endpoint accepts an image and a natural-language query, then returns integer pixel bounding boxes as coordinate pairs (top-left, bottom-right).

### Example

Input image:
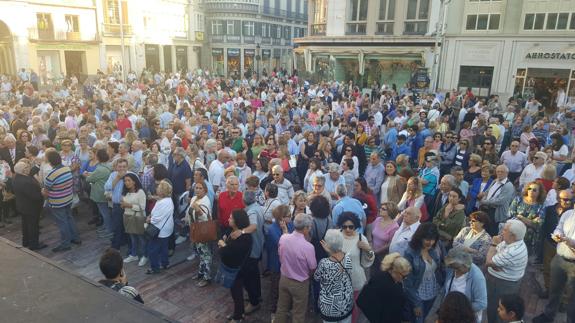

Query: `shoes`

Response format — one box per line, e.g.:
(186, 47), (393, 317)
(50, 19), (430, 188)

(138, 256), (148, 267)
(244, 303), (261, 314)
(123, 255), (139, 263)
(71, 239), (82, 245)
(532, 313), (554, 323)
(29, 243), (48, 251)
(175, 236), (188, 245)
(196, 279), (210, 287)
(186, 253), (197, 261)
(52, 245), (71, 253)
(226, 314), (245, 321)
(145, 269), (161, 275)
(162, 265), (169, 270)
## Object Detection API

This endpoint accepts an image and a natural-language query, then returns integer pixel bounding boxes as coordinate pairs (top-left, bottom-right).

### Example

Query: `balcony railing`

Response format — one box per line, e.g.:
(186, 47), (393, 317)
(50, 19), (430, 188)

(261, 37), (271, 44)
(262, 6), (307, 21)
(243, 35), (256, 44)
(404, 21), (428, 35)
(29, 28), (98, 42)
(311, 23), (326, 36)
(103, 23), (133, 35)
(346, 23), (367, 35)
(204, 2), (259, 14)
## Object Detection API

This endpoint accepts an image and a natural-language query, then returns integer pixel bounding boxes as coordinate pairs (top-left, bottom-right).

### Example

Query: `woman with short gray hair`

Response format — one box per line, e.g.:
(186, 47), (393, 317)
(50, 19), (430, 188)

(443, 246), (488, 323)
(313, 229), (354, 322)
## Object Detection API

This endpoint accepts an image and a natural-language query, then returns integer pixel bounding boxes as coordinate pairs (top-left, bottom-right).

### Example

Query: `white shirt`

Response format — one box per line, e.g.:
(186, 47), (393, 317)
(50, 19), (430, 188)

(519, 164), (544, 188)
(554, 209), (575, 260)
(488, 240), (528, 282)
(150, 197), (175, 238)
(500, 151), (527, 173)
(208, 159), (225, 191)
(389, 221), (421, 256)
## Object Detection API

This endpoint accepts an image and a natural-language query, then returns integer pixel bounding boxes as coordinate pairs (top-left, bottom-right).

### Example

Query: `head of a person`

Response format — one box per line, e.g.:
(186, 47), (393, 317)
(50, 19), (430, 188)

(510, 140), (520, 153)
(99, 248), (125, 280)
(380, 252), (411, 283)
(173, 147), (186, 163)
(217, 149), (230, 163)
(450, 166), (465, 184)
(14, 161), (30, 176)
(379, 202), (399, 220)
(156, 179), (173, 198)
(448, 188), (464, 206)
(502, 219), (527, 244)
(423, 152), (437, 168)
(424, 136), (434, 149)
(439, 174), (456, 193)
(153, 164), (169, 182)
(468, 211), (489, 233)
(226, 175), (239, 194)
(328, 163), (341, 180)
(45, 149), (62, 167)
(4, 134), (17, 149)
(309, 195), (331, 219)
(540, 163), (556, 181)
(495, 164), (509, 181)
(406, 176), (422, 196)
(272, 204), (291, 224)
(194, 180), (208, 198)
(445, 246), (473, 275)
(292, 190), (307, 210)
(335, 183), (348, 199)
(272, 165), (284, 182)
(229, 209), (250, 230)
(337, 211), (361, 237)
(497, 294), (525, 322)
(469, 154), (482, 167)
(402, 206), (421, 225)
(293, 213), (313, 234)
(533, 151), (547, 166)
(522, 181), (546, 204)
(354, 177), (370, 195)
(323, 229), (344, 255)
(385, 161), (398, 176)
(409, 222), (439, 251)
(558, 189), (574, 209)
(436, 291), (476, 323)
(265, 182), (278, 199)
(122, 173), (142, 195)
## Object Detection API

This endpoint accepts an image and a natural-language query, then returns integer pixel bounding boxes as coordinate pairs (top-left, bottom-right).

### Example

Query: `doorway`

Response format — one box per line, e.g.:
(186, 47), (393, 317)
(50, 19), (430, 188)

(64, 51), (86, 78)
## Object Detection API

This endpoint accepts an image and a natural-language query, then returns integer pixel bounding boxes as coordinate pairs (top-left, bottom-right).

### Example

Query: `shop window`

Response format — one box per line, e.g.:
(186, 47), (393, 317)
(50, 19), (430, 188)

(458, 66), (494, 97)
(557, 13), (569, 29)
(466, 14), (499, 30)
(571, 13), (575, 29)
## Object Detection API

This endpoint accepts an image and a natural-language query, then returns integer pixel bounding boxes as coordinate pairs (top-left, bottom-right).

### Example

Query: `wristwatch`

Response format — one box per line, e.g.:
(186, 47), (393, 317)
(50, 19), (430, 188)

(241, 230), (245, 235)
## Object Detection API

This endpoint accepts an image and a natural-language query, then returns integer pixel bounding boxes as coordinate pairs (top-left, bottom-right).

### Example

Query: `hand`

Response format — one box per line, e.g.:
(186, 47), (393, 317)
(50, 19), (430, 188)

(492, 235), (502, 245)
(320, 240), (332, 254)
(279, 220), (288, 233)
(414, 307), (423, 317)
(552, 233), (564, 243)
(145, 216), (151, 223)
(229, 230), (242, 240)
(217, 239), (226, 248)
(358, 240), (371, 251)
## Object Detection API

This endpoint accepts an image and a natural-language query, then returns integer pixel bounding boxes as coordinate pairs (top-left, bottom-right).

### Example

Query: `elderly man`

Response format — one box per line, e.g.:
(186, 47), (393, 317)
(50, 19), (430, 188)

(325, 163), (346, 202)
(271, 165), (294, 205)
(533, 196), (575, 323)
(485, 219), (528, 323)
(276, 213), (317, 323)
(519, 151), (546, 188)
(12, 161), (46, 250)
(389, 207), (421, 255)
(500, 139), (528, 184)
(428, 174), (457, 221)
(364, 153), (385, 201)
(478, 165), (516, 236)
(0, 134), (25, 171)
(104, 158), (130, 250)
(308, 175), (333, 206)
(218, 176), (245, 236)
(332, 184), (366, 233)
(209, 150), (229, 192)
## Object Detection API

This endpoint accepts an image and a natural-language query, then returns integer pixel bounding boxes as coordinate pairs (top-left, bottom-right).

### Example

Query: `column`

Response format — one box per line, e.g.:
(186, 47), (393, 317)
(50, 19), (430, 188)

(158, 45), (165, 72)
(366, 0), (378, 35)
(171, 45), (177, 72)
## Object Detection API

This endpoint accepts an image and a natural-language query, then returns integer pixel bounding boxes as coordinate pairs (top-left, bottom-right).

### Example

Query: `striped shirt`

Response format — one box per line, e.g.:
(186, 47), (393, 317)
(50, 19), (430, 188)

(44, 165), (74, 208)
(488, 240), (528, 282)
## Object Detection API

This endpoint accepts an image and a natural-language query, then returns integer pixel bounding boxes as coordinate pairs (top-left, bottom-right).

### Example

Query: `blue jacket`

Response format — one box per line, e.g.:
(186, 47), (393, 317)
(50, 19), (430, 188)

(392, 143), (410, 161)
(443, 264), (487, 313)
(403, 246), (444, 310)
(466, 177), (493, 215)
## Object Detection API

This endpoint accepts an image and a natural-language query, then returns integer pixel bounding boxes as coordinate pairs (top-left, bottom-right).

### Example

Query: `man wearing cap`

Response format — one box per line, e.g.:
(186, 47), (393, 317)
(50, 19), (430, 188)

(519, 151), (546, 188)
(324, 163), (346, 202)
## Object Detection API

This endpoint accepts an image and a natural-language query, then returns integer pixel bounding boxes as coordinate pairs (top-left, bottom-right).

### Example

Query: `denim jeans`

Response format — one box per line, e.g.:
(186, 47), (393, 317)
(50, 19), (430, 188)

(148, 236), (169, 271)
(129, 234), (147, 258)
(111, 204), (126, 250)
(51, 205), (79, 247)
(96, 202), (112, 233)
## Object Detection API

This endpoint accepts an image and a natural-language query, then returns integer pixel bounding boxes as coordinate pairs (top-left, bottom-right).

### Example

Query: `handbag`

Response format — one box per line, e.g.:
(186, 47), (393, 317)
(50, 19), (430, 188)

(214, 241), (252, 289)
(190, 204), (218, 243)
(144, 213), (171, 240)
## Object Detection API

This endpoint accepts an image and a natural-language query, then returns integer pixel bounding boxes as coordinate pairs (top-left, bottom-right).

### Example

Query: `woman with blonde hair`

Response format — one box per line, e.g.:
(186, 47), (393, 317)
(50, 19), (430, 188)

(289, 190), (310, 219)
(357, 253), (412, 323)
(537, 163), (556, 193)
(146, 180), (174, 274)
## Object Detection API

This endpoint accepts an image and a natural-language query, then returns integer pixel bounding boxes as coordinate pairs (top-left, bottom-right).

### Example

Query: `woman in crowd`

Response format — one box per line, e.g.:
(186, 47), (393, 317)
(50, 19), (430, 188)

(250, 134), (266, 161)
(432, 133), (443, 150)
(318, 139), (336, 171)
(252, 157), (269, 182)
(218, 209), (253, 323)
(260, 135), (278, 160)
(298, 131), (318, 184)
(454, 138), (471, 170)
(86, 149), (113, 238)
(304, 158), (323, 193)
(150, 141), (168, 168)
(146, 180), (174, 275)
(418, 152), (440, 198)
(75, 136), (91, 166)
(549, 132), (568, 174)
(465, 163), (493, 215)
(398, 177), (426, 221)
(266, 205), (294, 316)
(314, 229), (354, 323)
(544, 176), (570, 207)
(337, 212), (374, 323)
(433, 188), (466, 247)
(187, 180), (213, 287)
(404, 223), (443, 323)
(520, 125), (536, 152)
(289, 190), (309, 218)
(464, 154), (483, 186)
(309, 195), (333, 309)
(509, 180), (546, 257)
(443, 247), (487, 323)
(452, 211), (492, 266)
(352, 178), (378, 233)
(357, 253), (412, 323)
(121, 173), (147, 266)
(341, 158), (356, 195)
(436, 291), (476, 323)
(478, 138), (499, 165)
(370, 202), (400, 276)
(340, 145), (359, 179)
(380, 161), (405, 205)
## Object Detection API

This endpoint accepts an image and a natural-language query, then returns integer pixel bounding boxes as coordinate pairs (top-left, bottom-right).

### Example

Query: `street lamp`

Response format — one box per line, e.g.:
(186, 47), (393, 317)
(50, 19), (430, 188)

(255, 43), (261, 78)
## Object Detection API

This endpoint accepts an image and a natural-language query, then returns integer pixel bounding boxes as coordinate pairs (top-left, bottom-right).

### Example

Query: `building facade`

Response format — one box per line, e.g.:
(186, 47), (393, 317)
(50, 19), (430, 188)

(0, 0), (100, 83)
(204, 0), (308, 77)
(294, 0), (443, 90)
(438, 0), (575, 108)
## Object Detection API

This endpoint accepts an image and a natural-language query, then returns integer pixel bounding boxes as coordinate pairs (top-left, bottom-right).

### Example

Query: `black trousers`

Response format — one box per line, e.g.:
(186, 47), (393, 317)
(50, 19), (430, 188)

(230, 257), (261, 319)
(21, 211), (40, 248)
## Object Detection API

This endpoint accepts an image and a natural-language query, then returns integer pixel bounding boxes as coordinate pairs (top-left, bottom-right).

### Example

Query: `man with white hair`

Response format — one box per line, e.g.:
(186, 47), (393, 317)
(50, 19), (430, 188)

(485, 219), (528, 323)
(208, 150), (229, 192)
(389, 207), (421, 256)
(0, 133), (25, 171)
(271, 165), (294, 205)
(324, 163), (346, 201)
(478, 164), (516, 236)
(332, 184), (366, 233)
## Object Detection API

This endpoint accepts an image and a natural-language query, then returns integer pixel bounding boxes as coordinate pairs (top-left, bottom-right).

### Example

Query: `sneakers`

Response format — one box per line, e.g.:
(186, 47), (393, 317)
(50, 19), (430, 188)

(196, 279), (210, 287)
(138, 257), (148, 267)
(175, 236), (188, 245)
(186, 253), (197, 261)
(123, 255), (139, 263)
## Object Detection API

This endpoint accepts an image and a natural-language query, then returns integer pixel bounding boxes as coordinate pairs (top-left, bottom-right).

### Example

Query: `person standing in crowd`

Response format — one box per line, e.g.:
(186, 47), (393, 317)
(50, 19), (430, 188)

(485, 219), (528, 323)
(478, 165), (515, 236)
(271, 165), (294, 205)
(436, 291), (477, 323)
(276, 213), (317, 323)
(364, 152), (385, 203)
(12, 161), (46, 250)
(104, 158), (130, 250)
(453, 211), (492, 266)
(433, 188), (466, 247)
(389, 207), (421, 256)
(120, 173), (147, 266)
(498, 294), (525, 323)
(332, 184), (366, 232)
(428, 175), (457, 222)
(42, 149), (80, 252)
(218, 176), (244, 236)
(500, 140), (528, 184)
(186, 180), (213, 287)
(146, 180), (174, 275)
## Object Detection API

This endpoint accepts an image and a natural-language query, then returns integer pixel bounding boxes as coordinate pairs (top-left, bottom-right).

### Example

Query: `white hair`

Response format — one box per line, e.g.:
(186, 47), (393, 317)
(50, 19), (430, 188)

(323, 229), (343, 253)
(506, 219), (527, 241)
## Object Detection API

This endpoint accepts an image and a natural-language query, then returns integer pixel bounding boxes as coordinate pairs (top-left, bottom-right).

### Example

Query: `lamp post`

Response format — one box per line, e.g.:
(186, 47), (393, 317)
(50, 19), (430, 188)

(255, 43), (261, 78)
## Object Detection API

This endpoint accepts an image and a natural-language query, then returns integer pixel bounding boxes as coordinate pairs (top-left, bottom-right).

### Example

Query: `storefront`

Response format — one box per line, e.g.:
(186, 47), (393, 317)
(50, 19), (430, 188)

(145, 44), (160, 72)
(211, 48), (224, 76)
(227, 48), (240, 77)
(176, 46), (188, 72)
(244, 48), (255, 76)
(32, 43), (99, 84)
(262, 49), (271, 75)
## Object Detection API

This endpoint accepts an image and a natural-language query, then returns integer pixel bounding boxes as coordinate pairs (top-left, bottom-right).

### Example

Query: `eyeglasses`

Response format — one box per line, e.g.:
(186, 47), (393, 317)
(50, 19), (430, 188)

(396, 271), (409, 280)
(341, 225), (355, 230)
(470, 219), (478, 223)
(445, 136), (453, 139)
(272, 173), (281, 176)
(560, 197), (573, 202)
(527, 187), (539, 192)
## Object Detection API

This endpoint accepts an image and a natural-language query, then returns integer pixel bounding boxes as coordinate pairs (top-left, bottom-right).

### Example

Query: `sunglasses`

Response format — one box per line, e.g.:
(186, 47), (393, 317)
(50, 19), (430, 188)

(341, 225), (355, 230)
(345, 149), (352, 152)
(560, 197), (573, 202)
(527, 187), (539, 192)
(380, 207), (388, 211)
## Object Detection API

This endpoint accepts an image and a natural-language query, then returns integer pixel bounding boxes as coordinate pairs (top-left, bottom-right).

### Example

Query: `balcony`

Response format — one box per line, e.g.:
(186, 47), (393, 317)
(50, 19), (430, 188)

(376, 22), (394, 35)
(29, 28), (98, 42)
(272, 38), (282, 45)
(311, 23), (326, 36)
(243, 35), (256, 44)
(102, 23), (133, 35)
(261, 37), (271, 45)
(204, 2), (259, 14)
(262, 6), (307, 21)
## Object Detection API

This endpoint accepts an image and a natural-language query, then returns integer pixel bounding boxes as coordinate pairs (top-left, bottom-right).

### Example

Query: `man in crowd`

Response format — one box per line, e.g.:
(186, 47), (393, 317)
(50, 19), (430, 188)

(331, 184), (366, 233)
(478, 165), (516, 236)
(389, 207), (421, 256)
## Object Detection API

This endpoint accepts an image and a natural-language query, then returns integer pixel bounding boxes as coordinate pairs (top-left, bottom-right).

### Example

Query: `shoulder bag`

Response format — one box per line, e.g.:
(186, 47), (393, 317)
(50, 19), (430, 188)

(144, 213), (170, 240)
(190, 203), (218, 243)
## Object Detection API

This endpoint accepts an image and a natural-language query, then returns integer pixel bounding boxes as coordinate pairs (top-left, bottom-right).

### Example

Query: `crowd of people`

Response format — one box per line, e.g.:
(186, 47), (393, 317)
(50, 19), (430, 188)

(1, 67), (574, 323)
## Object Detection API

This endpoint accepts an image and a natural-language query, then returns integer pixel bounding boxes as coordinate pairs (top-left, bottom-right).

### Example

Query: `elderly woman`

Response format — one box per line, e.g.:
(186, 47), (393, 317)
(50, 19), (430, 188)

(145, 180), (174, 275)
(304, 158), (323, 193)
(289, 190), (310, 219)
(404, 223), (443, 323)
(357, 253), (412, 323)
(453, 211), (492, 266)
(265, 205), (294, 315)
(12, 161), (46, 250)
(338, 212), (374, 323)
(121, 173), (147, 266)
(433, 188), (466, 246)
(509, 180), (546, 256)
(371, 202), (400, 276)
(314, 229), (354, 323)
(443, 247), (488, 323)
(466, 163), (493, 215)
(380, 161), (406, 205)
(187, 180), (213, 287)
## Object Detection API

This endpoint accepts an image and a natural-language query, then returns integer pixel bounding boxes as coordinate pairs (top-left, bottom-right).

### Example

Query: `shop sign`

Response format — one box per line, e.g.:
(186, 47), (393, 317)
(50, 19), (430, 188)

(262, 49), (271, 58)
(244, 49), (255, 56)
(176, 46), (187, 54)
(525, 52), (575, 60)
(195, 32), (205, 41)
(212, 48), (224, 56)
(411, 68), (430, 93)
(227, 48), (240, 57)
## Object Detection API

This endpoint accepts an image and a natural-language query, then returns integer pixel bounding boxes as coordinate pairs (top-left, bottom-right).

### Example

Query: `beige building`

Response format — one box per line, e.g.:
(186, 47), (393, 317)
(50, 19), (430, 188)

(438, 0), (575, 107)
(294, 0), (443, 90)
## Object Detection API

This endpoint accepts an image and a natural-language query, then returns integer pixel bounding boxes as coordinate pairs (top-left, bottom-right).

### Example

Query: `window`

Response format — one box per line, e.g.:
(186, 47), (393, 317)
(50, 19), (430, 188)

(312, 0), (327, 35)
(242, 21), (255, 36)
(284, 26), (291, 39)
(377, 0), (395, 34)
(546, 12), (570, 30)
(347, 0), (368, 34)
(405, 0), (429, 34)
(196, 14), (204, 32)
(547, 13), (558, 30)
(525, 12), (571, 30)
(211, 20), (223, 35)
(557, 13), (569, 29)
(261, 23), (270, 37)
(465, 14), (500, 30)
(65, 15), (79, 33)
(36, 13), (54, 39)
(571, 13), (575, 29)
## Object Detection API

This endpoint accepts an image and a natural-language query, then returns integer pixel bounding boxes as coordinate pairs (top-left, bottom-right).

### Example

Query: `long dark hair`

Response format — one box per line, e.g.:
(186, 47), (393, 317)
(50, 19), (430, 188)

(409, 223), (439, 250)
(355, 177), (371, 194)
(122, 173), (143, 195)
